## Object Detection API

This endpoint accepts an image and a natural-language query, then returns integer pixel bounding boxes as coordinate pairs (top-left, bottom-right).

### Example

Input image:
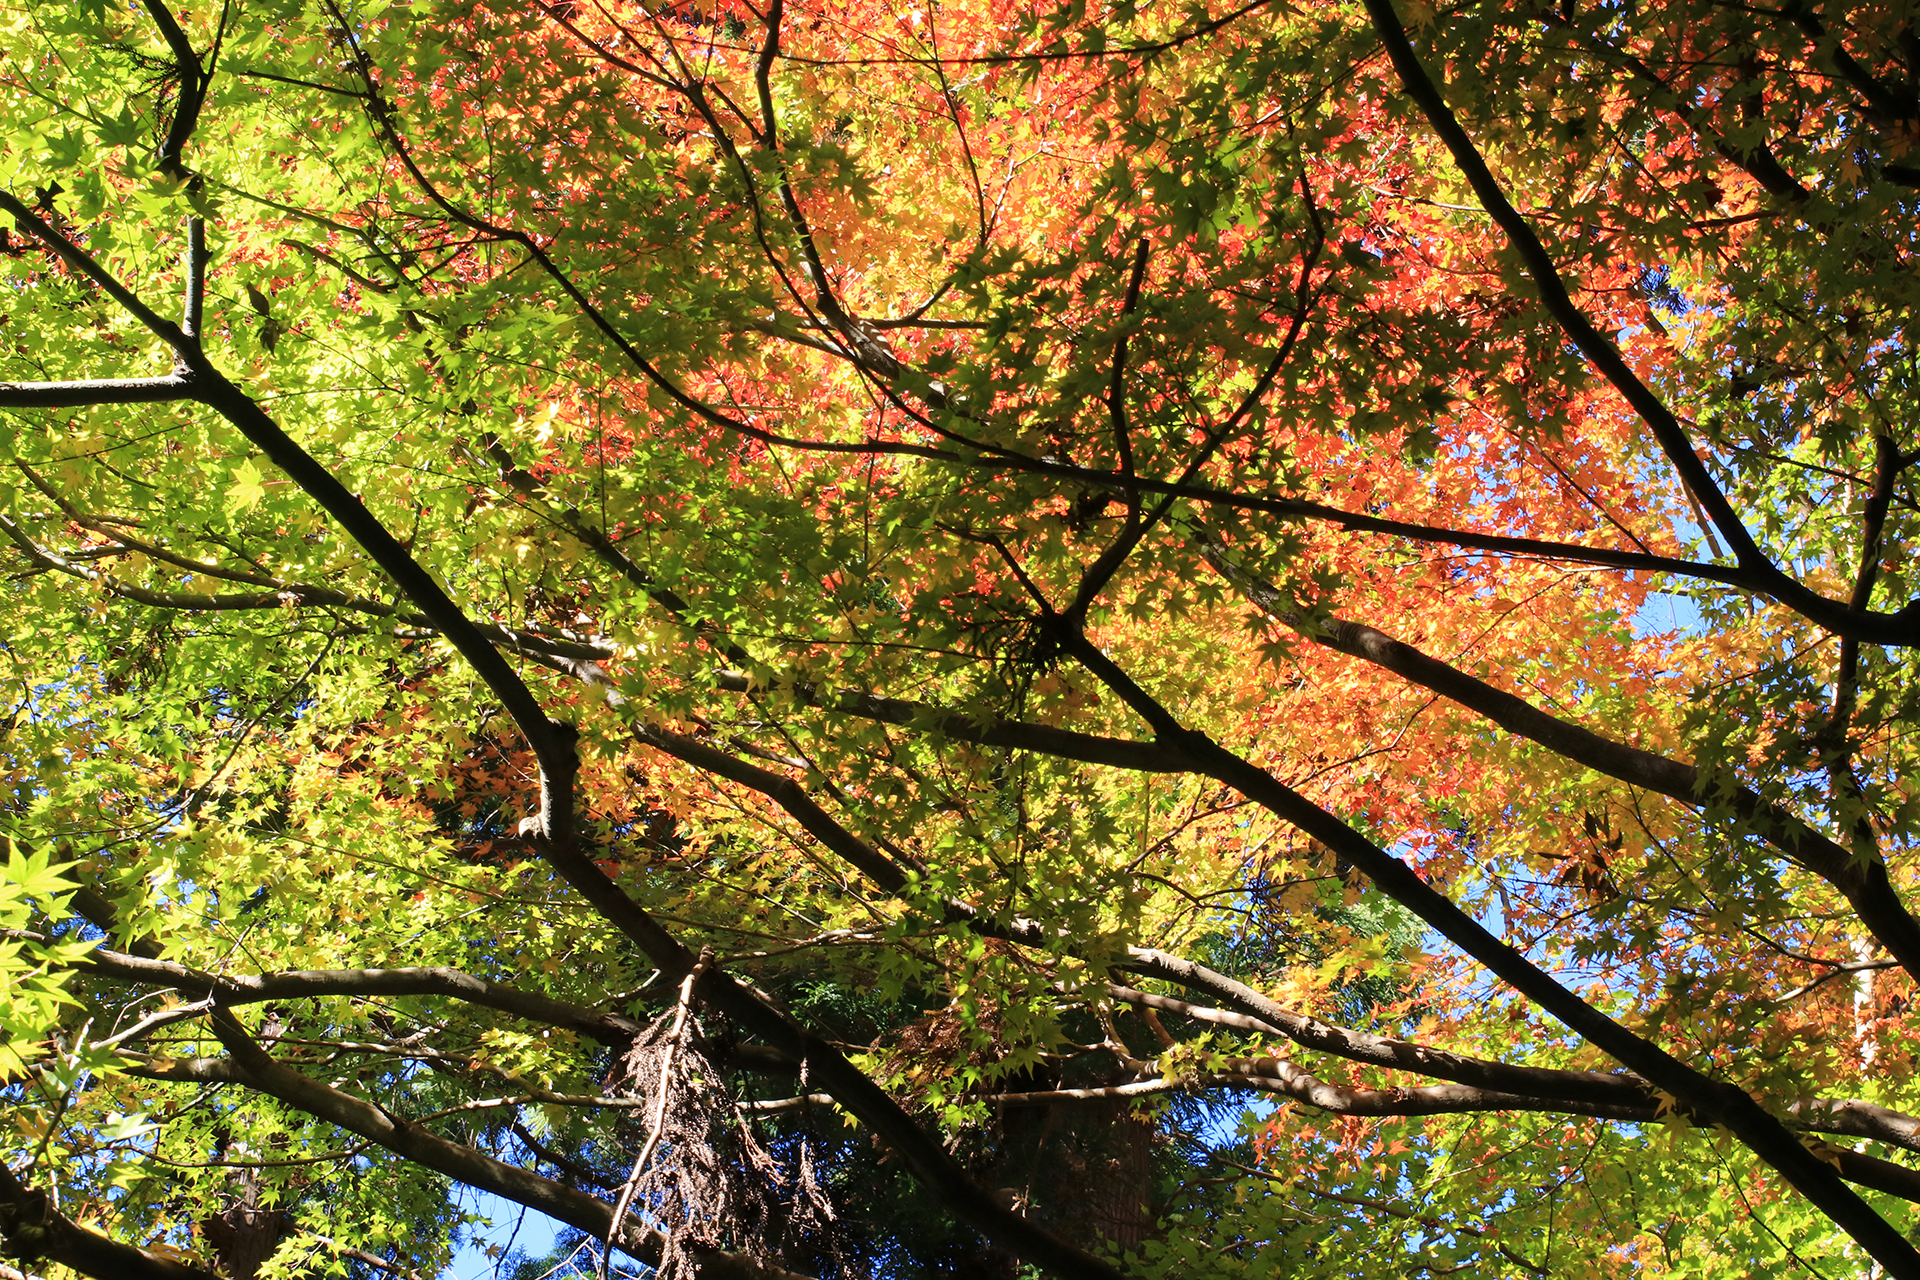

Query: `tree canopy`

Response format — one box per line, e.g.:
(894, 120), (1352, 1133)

(3, 0), (1920, 1275)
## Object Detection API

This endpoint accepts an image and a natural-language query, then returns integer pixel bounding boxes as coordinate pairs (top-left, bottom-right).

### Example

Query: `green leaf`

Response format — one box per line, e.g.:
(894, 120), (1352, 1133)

(226, 459), (267, 512)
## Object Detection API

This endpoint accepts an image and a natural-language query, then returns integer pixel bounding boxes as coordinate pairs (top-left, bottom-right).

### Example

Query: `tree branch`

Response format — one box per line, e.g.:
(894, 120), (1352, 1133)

(710, 671), (1185, 773)
(1783, 4), (1920, 122)
(565, 652), (1920, 1170)
(0, 512), (604, 663)
(1194, 530), (1920, 982)
(0, 377), (195, 408)
(982, 1061), (1650, 1121)
(1050, 620), (1920, 1275)
(182, 216), (205, 343)
(1550, 17), (1812, 202)
(1107, 978), (1920, 1158)
(1827, 433), (1900, 766)
(0, 155), (1120, 1280)
(0, 1163), (217, 1280)
(141, 0), (212, 176)
(74, 946), (646, 1047)
(594, 666), (1920, 1177)
(132, 1027), (807, 1280)
(1105, 977), (1650, 1110)
(0, 198), (190, 349)
(1359, 0), (1766, 574)
(1357, 0), (1920, 649)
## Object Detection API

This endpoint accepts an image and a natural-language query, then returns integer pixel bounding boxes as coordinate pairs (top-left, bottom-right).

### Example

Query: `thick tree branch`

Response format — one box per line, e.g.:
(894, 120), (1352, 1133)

(640, 401), (1920, 642)
(7, 14), (1910, 1266)
(141, 0), (213, 176)
(746, 1064), (1920, 1203)
(1784, 5), (1920, 122)
(0, 198), (189, 346)
(1360, 0), (1763, 571)
(1052, 620), (1920, 1275)
(341, 82), (1920, 653)
(274, 536), (1920, 1190)
(182, 216), (205, 343)
(1359, 0), (1920, 651)
(133, 1027), (805, 1280)
(1106, 976), (1651, 1110)
(1793, 1098), (1920, 1157)
(315, 63), (1920, 657)
(1195, 532), (1920, 982)
(1107, 979), (1920, 1158)
(73, 947), (645, 1046)
(1832, 1146), (1920, 1205)
(710, 670), (1185, 773)
(1828, 433), (1900, 767)
(701, 426), (1920, 644)
(0, 194), (571, 782)
(1550, 18), (1813, 202)
(0, 1163), (217, 1280)
(0, 377), (195, 407)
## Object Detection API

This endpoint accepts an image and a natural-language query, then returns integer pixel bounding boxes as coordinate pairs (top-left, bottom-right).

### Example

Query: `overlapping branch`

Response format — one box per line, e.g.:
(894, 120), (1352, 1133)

(1193, 531), (1920, 982)
(73, 945), (646, 1047)
(1040, 616), (1920, 1272)
(0, 509), (606, 664)
(286, 569), (1920, 1199)
(0, 119), (1123, 1280)
(1547, 17), (1812, 203)
(1359, 0), (1916, 649)
(514, 661), (1920, 1184)
(127, 1031), (806, 1280)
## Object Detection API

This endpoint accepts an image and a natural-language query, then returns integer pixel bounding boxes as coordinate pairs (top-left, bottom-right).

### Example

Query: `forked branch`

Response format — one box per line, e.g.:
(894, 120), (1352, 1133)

(1047, 618), (1920, 1275)
(1360, 0), (1917, 647)
(0, 164), (1122, 1280)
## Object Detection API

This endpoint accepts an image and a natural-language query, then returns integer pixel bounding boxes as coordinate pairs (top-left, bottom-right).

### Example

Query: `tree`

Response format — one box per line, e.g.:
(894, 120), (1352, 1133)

(2, 0), (1919, 1274)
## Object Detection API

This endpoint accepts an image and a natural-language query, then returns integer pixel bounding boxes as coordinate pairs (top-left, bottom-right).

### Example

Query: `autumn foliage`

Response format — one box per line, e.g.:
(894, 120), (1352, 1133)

(2, 0), (1920, 1276)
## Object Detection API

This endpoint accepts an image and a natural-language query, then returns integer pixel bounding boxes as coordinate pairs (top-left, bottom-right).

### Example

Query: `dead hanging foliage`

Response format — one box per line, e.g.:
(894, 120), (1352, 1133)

(603, 954), (844, 1280)
(880, 997), (1011, 1096)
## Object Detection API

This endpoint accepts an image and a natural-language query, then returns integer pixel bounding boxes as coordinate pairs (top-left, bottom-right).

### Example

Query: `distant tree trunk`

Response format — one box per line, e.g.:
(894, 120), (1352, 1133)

(994, 1093), (1153, 1255)
(203, 1195), (289, 1280)
(200, 1111), (289, 1280)
(1079, 1107), (1152, 1251)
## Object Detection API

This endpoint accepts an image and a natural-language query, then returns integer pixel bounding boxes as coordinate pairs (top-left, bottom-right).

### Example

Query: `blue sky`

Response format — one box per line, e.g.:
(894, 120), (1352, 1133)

(451, 1189), (564, 1279)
